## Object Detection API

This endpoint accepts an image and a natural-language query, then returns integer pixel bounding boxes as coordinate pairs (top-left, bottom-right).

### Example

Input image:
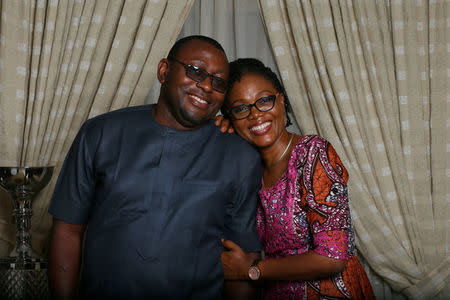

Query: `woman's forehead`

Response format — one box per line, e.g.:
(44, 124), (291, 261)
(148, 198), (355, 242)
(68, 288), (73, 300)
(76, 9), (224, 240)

(233, 73), (275, 93)
(227, 74), (276, 104)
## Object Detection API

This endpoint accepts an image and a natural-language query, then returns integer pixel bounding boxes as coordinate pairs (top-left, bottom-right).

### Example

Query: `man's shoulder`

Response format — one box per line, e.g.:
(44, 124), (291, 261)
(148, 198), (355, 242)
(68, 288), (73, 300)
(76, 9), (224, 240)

(81, 104), (154, 130)
(88, 104), (153, 122)
(209, 124), (259, 160)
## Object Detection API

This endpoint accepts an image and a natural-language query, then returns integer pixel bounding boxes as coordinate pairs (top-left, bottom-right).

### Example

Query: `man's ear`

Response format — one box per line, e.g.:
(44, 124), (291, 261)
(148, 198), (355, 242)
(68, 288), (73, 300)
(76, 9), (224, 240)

(157, 58), (169, 83)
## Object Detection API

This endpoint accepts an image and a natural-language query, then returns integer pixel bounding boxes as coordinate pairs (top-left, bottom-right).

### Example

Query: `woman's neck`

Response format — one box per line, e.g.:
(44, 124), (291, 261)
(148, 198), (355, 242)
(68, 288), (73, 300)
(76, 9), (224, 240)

(260, 130), (293, 170)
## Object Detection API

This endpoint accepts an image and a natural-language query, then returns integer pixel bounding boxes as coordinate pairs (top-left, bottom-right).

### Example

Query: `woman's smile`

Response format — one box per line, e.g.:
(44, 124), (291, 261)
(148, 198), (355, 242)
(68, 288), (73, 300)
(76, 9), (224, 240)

(249, 121), (272, 135)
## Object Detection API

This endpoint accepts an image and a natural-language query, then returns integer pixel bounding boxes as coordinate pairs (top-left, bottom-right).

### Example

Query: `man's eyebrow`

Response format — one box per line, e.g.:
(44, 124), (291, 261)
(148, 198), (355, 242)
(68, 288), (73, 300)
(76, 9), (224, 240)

(189, 59), (228, 75)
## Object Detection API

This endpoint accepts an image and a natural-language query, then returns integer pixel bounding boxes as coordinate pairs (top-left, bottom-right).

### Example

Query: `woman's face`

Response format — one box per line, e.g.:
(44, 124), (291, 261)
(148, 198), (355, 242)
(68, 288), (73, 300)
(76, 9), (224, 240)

(226, 73), (286, 149)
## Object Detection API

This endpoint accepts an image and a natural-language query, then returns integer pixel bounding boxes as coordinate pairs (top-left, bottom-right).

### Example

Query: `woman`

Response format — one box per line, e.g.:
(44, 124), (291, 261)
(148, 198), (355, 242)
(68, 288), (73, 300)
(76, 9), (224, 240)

(218, 58), (375, 299)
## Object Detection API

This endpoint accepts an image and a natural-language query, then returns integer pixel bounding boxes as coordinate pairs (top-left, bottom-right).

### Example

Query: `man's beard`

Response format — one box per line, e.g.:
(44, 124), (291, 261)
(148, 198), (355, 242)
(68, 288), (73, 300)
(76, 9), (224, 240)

(177, 106), (214, 127)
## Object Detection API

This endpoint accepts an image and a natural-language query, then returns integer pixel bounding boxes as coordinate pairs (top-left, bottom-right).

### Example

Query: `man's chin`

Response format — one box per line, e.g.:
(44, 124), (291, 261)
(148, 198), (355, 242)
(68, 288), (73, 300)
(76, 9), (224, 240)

(180, 110), (215, 128)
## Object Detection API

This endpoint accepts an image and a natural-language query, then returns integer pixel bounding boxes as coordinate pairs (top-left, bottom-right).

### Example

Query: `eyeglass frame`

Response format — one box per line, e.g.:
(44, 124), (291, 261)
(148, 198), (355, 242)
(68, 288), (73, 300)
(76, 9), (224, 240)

(227, 93), (279, 120)
(169, 58), (228, 93)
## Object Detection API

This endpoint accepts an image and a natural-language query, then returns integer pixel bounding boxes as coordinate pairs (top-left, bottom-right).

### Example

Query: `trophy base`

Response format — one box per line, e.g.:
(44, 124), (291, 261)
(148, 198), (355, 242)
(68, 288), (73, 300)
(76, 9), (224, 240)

(0, 257), (50, 300)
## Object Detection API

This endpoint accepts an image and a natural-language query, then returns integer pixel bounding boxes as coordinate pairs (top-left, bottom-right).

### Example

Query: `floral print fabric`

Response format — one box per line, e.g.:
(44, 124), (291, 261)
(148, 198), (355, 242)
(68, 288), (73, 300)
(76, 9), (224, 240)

(257, 135), (374, 299)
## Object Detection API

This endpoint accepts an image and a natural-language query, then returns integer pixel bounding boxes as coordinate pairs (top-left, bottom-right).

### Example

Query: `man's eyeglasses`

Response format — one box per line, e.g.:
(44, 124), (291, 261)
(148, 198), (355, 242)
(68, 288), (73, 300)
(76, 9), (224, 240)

(170, 58), (227, 93)
(228, 94), (278, 120)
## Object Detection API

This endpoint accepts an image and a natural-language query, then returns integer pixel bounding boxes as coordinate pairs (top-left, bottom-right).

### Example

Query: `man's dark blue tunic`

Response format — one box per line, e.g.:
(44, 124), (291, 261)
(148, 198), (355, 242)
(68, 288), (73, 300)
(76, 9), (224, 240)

(49, 104), (262, 299)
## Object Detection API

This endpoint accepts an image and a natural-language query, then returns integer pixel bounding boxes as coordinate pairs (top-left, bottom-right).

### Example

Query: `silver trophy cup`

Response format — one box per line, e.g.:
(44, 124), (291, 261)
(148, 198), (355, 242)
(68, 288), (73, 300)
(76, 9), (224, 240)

(0, 166), (54, 299)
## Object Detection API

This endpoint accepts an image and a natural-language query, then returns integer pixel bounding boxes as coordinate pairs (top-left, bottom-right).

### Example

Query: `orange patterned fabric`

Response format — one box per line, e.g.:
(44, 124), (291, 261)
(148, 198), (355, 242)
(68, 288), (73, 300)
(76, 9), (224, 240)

(257, 135), (375, 299)
(306, 257), (375, 300)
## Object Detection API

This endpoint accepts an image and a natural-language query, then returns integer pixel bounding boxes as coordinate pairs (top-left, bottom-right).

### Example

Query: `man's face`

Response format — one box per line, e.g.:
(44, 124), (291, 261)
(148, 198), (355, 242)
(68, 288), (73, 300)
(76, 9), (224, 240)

(157, 39), (229, 130)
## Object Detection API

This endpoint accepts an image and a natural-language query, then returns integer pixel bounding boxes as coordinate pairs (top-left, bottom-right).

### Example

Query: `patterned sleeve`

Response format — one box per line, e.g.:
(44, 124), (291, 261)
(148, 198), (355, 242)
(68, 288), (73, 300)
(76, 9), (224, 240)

(301, 136), (351, 260)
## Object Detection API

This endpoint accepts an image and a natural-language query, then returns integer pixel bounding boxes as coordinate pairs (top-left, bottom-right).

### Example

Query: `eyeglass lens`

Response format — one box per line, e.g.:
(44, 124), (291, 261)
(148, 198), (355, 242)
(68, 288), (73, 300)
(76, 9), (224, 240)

(172, 59), (227, 93)
(185, 66), (226, 93)
(230, 95), (276, 119)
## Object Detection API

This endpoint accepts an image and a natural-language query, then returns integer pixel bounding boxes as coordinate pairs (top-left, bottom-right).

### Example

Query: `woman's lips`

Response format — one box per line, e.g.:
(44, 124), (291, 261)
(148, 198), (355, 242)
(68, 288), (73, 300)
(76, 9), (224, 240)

(250, 121), (271, 135)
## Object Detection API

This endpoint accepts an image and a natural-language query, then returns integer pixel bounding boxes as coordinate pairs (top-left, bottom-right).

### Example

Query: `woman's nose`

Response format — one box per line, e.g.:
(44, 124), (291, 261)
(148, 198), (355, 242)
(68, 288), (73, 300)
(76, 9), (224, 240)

(247, 105), (263, 119)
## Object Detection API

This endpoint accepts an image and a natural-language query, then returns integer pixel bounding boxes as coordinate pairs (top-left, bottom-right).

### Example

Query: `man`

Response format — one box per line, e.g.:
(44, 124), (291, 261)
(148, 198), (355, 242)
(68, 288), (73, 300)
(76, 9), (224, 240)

(48, 35), (261, 299)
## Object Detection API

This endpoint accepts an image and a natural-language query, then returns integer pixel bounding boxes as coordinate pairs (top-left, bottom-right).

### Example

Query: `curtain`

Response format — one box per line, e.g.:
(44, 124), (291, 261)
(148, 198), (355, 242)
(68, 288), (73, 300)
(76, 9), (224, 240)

(146, 0), (279, 101)
(258, 0), (449, 299)
(145, 0), (303, 137)
(0, 0), (194, 256)
(180, 0), (276, 66)
(145, 1), (293, 114)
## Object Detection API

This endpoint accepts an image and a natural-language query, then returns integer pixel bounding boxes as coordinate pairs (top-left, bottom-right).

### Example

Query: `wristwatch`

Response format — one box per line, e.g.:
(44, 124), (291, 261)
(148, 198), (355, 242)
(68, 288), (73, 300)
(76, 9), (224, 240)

(248, 259), (261, 280)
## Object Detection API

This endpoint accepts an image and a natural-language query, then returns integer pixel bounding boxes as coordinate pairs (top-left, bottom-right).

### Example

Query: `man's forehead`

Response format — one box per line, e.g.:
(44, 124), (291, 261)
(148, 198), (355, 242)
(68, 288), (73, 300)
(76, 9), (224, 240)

(179, 39), (226, 58)
(177, 40), (228, 73)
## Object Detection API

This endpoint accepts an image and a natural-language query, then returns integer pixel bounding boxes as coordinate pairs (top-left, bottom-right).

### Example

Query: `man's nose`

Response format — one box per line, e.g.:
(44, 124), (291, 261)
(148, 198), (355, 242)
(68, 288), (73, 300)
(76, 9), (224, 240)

(196, 75), (213, 92)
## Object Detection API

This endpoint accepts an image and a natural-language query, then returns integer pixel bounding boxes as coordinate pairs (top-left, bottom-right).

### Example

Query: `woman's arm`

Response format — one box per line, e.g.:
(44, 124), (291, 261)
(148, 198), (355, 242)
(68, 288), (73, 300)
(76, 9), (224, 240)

(258, 250), (346, 281)
(222, 250), (261, 300)
(221, 239), (346, 281)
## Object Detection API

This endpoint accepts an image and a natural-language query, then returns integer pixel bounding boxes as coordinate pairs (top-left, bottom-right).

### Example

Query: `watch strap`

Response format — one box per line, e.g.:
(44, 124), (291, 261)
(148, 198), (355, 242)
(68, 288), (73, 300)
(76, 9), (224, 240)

(251, 259), (260, 268)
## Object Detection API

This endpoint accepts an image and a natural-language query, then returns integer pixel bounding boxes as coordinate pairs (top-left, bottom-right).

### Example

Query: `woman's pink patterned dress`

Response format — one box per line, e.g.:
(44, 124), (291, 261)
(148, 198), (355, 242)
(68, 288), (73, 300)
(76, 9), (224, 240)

(257, 135), (374, 299)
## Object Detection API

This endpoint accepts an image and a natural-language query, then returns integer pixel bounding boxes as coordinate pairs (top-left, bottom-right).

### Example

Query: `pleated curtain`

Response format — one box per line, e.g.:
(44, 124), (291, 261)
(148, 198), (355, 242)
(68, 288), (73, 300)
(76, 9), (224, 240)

(0, 0), (194, 256)
(258, 0), (449, 299)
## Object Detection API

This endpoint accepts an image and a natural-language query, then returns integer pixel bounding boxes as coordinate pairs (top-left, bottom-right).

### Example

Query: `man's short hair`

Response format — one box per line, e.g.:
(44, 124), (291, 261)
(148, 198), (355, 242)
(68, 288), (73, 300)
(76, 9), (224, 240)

(167, 35), (226, 60)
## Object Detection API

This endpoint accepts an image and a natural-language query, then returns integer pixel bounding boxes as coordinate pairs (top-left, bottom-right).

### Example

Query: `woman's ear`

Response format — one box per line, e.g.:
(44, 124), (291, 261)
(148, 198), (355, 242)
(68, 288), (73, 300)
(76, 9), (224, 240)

(157, 58), (169, 83)
(279, 92), (285, 106)
(278, 93), (287, 111)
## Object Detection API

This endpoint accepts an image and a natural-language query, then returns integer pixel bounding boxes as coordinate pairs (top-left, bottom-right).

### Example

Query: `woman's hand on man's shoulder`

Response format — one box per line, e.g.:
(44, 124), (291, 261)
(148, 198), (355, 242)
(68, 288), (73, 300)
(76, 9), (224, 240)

(214, 114), (235, 134)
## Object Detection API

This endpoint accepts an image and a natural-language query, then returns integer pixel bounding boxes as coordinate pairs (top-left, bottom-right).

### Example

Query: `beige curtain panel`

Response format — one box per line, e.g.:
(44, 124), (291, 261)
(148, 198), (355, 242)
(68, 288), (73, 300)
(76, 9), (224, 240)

(0, 0), (194, 256)
(258, 0), (449, 299)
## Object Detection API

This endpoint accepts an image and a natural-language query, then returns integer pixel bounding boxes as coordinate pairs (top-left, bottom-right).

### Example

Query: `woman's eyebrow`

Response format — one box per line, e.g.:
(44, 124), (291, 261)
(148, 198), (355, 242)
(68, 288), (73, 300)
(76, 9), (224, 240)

(230, 98), (244, 106)
(230, 90), (274, 106)
(255, 89), (274, 96)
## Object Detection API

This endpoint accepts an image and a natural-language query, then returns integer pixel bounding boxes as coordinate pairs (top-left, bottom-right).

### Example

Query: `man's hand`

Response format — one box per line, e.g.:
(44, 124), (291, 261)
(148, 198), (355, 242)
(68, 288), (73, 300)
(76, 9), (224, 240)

(221, 239), (254, 280)
(214, 115), (234, 133)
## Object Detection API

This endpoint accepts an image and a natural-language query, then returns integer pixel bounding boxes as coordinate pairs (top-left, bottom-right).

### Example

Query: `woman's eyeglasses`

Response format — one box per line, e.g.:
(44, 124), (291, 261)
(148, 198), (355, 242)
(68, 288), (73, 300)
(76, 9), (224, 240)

(228, 94), (277, 120)
(170, 58), (227, 93)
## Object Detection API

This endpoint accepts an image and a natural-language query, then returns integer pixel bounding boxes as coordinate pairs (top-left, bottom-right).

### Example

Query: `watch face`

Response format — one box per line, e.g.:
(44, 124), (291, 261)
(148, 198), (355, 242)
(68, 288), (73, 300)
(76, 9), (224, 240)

(248, 266), (260, 280)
